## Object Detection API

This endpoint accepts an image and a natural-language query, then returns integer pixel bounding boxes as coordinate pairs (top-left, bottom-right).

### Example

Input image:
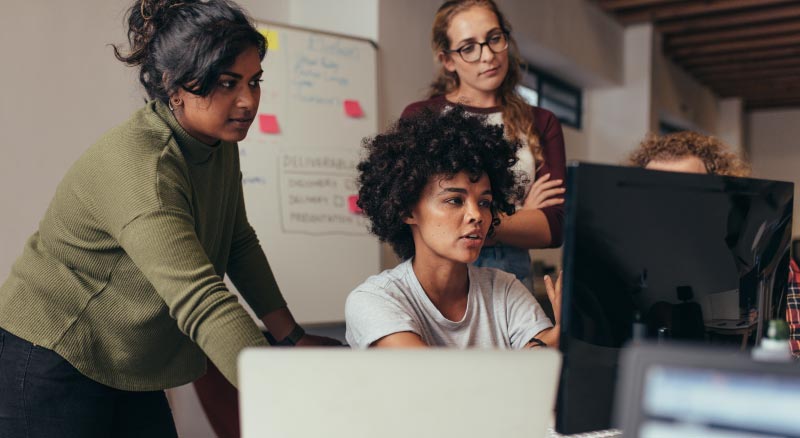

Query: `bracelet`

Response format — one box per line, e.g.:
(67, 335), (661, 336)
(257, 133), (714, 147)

(527, 336), (547, 348)
(265, 323), (306, 346)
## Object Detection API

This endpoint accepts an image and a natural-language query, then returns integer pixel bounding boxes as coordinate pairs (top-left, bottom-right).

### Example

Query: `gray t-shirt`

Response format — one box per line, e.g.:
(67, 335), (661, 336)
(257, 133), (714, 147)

(345, 259), (553, 349)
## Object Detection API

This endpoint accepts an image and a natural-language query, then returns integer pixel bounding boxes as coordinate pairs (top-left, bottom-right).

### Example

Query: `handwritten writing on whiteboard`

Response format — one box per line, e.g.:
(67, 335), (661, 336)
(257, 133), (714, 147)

(278, 150), (367, 235)
(290, 35), (361, 106)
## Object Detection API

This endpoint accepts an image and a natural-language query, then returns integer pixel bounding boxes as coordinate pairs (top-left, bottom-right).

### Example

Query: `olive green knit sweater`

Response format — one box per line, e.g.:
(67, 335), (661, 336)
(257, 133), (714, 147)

(0, 100), (284, 391)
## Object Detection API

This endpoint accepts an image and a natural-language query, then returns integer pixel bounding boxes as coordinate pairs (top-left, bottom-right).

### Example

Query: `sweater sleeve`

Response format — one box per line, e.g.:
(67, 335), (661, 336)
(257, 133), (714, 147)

(534, 108), (567, 247)
(118, 208), (269, 388)
(226, 175), (287, 317)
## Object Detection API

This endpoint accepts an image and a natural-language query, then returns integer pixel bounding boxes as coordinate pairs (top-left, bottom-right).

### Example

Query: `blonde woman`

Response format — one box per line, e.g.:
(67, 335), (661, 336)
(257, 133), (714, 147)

(402, 0), (567, 291)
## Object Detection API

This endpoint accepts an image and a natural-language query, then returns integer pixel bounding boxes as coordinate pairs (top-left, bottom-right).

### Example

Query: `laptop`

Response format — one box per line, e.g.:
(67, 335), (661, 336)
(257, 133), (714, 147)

(614, 342), (800, 438)
(238, 348), (562, 438)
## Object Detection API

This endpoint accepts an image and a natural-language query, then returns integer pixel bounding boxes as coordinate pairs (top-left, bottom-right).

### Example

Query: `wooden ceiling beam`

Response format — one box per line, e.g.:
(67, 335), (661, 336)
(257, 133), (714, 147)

(676, 46), (800, 68)
(666, 20), (800, 48)
(699, 70), (800, 85)
(614, 0), (792, 25)
(746, 98), (800, 110)
(596, 0), (681, 11)
(715, 85), (800, 99)
(715, 77), (800, 90)
(657, 4), (800, 34)
(699, 72), (800, 89)
(715, 79), (800, 91)
(691, 58), (800, 75)
(668, 33), (800, 57)
(704, 78), (800, 96)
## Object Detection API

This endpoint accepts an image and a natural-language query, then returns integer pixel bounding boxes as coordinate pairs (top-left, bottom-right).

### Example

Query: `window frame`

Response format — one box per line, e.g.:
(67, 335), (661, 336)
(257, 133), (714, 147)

(520, 64), (583, 130)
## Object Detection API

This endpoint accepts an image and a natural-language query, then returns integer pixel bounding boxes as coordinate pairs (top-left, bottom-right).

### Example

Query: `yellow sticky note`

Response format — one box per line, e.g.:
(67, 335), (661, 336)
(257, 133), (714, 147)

(259, 29), (280, 51)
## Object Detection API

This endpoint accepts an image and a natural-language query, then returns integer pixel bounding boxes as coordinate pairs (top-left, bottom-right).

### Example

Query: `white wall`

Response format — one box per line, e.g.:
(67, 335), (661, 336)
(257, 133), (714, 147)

(497, 0), (623, 88)
(585, 24), (654, 164)
(652, 33), (719, 135)
(0, 0), (142, 277)
(718, 97), (744, 154)
(748, 109), (800, 238)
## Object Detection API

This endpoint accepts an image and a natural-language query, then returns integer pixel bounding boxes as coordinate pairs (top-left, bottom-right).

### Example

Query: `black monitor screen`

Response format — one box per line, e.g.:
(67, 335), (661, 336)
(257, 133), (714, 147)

(556, 162), (794, 434)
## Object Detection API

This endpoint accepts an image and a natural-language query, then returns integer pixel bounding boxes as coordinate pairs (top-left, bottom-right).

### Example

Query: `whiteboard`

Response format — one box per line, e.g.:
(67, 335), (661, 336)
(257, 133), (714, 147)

(235, 22), (379, 324)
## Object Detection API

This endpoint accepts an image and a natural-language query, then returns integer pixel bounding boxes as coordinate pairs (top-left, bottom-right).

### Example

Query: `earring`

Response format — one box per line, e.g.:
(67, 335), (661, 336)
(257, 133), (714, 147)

(169, 97), (182, 111)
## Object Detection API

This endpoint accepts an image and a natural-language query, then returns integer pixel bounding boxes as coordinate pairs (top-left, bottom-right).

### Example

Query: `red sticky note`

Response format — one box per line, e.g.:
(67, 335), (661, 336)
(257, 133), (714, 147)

(258, 114), (280, 134)
(348, 195), (362, 214)
(343, 100), (364, 118)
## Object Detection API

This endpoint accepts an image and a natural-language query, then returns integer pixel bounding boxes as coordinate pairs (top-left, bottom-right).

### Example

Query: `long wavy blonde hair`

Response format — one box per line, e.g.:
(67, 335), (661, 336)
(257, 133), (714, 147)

(429, 0), (543, 167)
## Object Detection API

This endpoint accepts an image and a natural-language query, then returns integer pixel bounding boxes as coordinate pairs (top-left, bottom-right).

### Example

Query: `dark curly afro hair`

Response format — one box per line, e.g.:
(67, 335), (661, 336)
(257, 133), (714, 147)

(357, 106), (526, 260)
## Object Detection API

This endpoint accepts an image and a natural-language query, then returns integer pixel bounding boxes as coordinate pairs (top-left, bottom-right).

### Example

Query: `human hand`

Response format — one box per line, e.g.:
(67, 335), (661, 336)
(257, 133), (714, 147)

(295, 334), (343, 347)
(522, 173), (564, 210)
(544, 271), (562, 327)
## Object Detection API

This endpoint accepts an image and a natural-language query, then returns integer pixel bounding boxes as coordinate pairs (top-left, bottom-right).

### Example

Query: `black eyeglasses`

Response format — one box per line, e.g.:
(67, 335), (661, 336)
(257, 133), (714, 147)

(445, 31), (509, 63)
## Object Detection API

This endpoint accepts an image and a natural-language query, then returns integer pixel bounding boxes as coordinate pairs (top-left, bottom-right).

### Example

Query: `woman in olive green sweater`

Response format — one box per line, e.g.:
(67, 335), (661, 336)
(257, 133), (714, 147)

(0, 1), (337, 436)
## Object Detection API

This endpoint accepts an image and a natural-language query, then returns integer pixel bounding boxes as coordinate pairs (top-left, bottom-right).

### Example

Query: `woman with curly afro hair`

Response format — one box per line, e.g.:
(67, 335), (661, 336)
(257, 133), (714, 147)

(628, 131), (750, 177)
(345, 107), (561, 349)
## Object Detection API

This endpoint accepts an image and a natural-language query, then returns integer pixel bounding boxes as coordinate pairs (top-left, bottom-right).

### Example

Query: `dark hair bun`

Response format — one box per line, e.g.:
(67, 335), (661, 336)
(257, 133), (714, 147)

(114, 0), (192, 68)
(113, 0), (265, 102)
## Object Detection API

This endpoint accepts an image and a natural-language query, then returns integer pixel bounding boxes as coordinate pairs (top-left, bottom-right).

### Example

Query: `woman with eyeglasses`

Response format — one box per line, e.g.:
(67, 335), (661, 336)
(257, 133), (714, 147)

(402, 0), (567, 292)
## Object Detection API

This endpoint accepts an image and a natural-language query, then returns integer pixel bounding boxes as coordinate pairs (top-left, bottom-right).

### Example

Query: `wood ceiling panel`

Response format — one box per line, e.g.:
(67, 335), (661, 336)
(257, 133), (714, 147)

(698, 67), (800, 84)
(593, 0), (800, 109)
(691, 57), (800, 75)
(668, 33), (800, 58)
(597, 0), (680, 10)
(676, 46), (800, 68)
(666, 20), (800, 47)
(656, 4), (800, 35)
(612, 0), (792, 24)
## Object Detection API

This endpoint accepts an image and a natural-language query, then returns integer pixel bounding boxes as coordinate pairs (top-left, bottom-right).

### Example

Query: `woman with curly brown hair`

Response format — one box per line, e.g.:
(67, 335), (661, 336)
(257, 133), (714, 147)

(0, 1), (337, 436)
(345, 107), (561, 349)
(628, 131), (750, 177)
(401, 0), (567, 292)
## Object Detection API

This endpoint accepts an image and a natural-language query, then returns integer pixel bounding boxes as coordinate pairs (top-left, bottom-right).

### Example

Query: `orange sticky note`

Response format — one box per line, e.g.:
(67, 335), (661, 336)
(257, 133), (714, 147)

(343, 100), (364, 118)
(348, 195), (362, 214)
(258, 114), (280, 134)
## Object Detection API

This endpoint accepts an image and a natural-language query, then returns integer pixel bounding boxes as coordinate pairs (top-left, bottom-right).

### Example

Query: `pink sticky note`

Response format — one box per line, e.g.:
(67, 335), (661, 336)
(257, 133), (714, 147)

(258, 114), (280, 134)
(343, 100), (364, 118)
(348, 195), (362, 214)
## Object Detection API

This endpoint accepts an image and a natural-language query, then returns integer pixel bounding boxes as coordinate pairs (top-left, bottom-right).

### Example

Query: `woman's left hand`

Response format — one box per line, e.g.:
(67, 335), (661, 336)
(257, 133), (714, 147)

(529, 271), (563, 349)
(295, 334), (343, 347)
(544, 271), (563, 327)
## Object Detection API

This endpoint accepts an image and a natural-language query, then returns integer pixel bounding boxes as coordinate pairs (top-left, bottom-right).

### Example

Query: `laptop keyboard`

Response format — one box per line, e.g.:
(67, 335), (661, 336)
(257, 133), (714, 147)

(545, 427), (623, 438)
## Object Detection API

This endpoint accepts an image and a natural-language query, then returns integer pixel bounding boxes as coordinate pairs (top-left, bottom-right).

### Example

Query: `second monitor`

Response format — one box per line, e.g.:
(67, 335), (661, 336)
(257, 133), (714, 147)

(556, 162), (794, 434)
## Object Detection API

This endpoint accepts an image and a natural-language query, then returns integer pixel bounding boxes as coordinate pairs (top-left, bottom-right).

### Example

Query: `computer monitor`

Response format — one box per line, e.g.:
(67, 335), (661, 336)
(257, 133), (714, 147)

(556, 162), (793, 434)
(615, 342), (800, 438)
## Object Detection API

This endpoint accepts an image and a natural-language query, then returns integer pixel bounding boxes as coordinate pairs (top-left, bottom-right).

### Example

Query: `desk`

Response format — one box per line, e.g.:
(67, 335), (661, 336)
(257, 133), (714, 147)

(705, 319), (757, 349)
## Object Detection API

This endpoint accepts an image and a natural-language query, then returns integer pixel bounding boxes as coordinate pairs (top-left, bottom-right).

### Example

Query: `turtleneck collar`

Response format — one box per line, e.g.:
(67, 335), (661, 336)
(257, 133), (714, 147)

(152, 99), (223, 165)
